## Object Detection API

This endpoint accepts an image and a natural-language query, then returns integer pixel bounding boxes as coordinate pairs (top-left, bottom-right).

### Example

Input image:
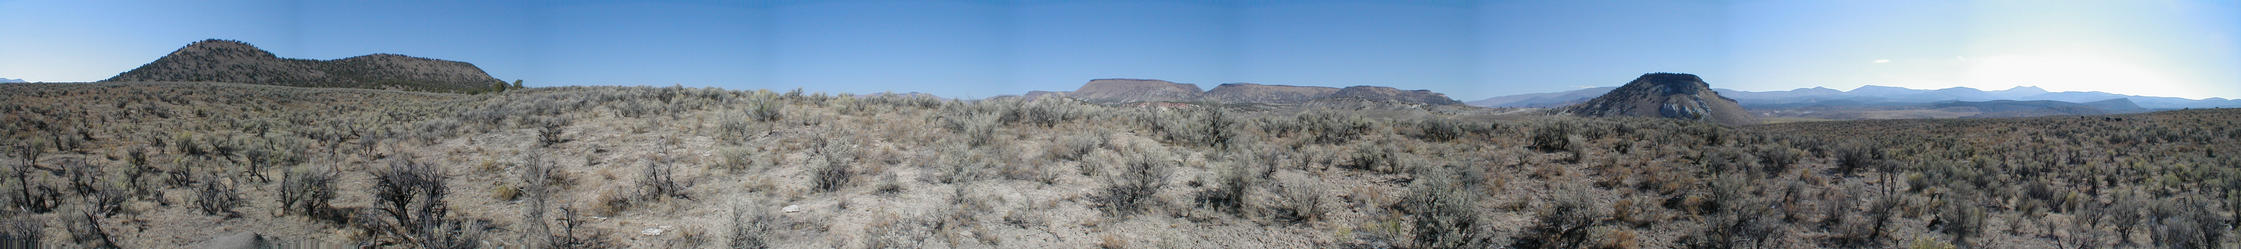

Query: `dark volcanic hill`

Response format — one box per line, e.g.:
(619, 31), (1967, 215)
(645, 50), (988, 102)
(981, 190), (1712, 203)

(102, 39), (505, 93)
(1564, 73), (1756, 125)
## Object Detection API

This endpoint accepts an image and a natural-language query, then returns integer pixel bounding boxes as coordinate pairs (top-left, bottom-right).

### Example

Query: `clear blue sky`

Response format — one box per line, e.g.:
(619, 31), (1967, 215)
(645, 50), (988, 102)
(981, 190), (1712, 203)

(3, 0), (2237, 99)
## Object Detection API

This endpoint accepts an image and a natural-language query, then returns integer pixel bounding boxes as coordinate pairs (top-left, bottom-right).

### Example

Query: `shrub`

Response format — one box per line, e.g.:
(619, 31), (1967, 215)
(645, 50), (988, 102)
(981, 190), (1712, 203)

(193, 174), (241, 218)
(729, 203), (774, 249)
(2109, 191), (2146, 243)
(1015, 98), (1086, 128)
(1834, 143), (1877, 177)
(935, 147), (992, 184)
(1937, 198), (1987, 248)
(1411, 118), (1488, 142)
(2150, 197), (2221, 249)
(717, 146), (756, 172)
(1532, 125), (1574, 153)
(1588, 227), (1640, 249)
(946, 111), (1004, 148)
(1753, 144), (1800, 173)
(1342, 142), (1398, 173)
(1139, 107), (1217, 147)
(1045, 134), (1103, 162)
(0, 217), (41, 248)
(122, 147), (152, 197)
(812, 137), (856, 192)
(518, 150), (557, 246)
(747, 97), (783, 122)
(1298, 112), (1371, 145)
(1261, 172), (1325, 225)
(85, 178), (127, 218)
(1517, 185), (1597, 248)
(1195, 158), (1254, 216)
(534, 115), (573, 147)
(538, 206), (606, 248)
(1405, 166), (1493, 249)
(358, 157), (481, 248)
(1691, 174), (1775, 249)
(65, 206), (115, 248)
(64, 162), (124, 217)
(1096, 153), (1171, 218)
(717, 115), (757, 143)
(640, 154), (689, 200)
(8, 139), (55, 213)
(278, 166), (339, 221)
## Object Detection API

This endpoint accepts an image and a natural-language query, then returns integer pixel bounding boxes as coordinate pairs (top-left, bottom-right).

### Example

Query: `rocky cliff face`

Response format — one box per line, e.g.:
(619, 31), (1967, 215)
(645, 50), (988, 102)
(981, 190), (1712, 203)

(103, 39), (505, 93)
(1564, 73), (1756, 126)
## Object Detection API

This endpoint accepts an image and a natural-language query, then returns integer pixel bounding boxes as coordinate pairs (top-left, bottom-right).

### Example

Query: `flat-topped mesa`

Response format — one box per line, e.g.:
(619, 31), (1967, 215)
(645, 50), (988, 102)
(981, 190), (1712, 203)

(1204, 83), (1339, 104)
(1069, 78), (1205, 103)
(1564, 73), (1757, 126)
(103, 39), (505, 93)
(1053, 78), (1467, 106)
(1327, 86), (1463, 105)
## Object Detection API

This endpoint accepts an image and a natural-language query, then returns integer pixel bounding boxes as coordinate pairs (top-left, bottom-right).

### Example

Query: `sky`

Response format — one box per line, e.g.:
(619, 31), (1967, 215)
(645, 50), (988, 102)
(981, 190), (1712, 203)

(1, 0), (2236, 100)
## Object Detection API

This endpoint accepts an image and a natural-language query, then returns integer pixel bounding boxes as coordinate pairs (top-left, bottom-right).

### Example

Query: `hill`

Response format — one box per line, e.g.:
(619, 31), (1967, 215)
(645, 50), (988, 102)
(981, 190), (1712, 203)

(1562, 73), (1756, 125)
(101, 39), (505, 93)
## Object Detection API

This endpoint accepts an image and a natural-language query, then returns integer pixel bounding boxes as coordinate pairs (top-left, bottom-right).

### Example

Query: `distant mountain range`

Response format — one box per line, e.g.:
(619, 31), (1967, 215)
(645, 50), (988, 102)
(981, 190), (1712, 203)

(1476, 84), (2241, 110)
(102, 39), (506, 93)
(1026, 79), (1464, 106)
(0, 78), (24, 83)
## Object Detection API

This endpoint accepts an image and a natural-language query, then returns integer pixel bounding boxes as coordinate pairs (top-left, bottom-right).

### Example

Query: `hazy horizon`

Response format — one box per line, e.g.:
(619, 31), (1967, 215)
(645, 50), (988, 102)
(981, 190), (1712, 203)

(2, 0), (2236, 100)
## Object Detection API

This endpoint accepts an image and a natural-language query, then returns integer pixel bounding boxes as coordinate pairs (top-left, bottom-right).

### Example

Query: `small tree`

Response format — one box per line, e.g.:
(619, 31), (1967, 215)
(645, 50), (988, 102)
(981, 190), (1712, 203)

(513, 79), (525, 89)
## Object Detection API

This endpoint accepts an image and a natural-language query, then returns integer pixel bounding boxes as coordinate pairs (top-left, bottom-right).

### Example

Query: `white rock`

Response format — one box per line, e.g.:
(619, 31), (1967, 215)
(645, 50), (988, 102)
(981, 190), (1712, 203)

(641, 227), (665, 236)
(783, 205), (802, 213)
